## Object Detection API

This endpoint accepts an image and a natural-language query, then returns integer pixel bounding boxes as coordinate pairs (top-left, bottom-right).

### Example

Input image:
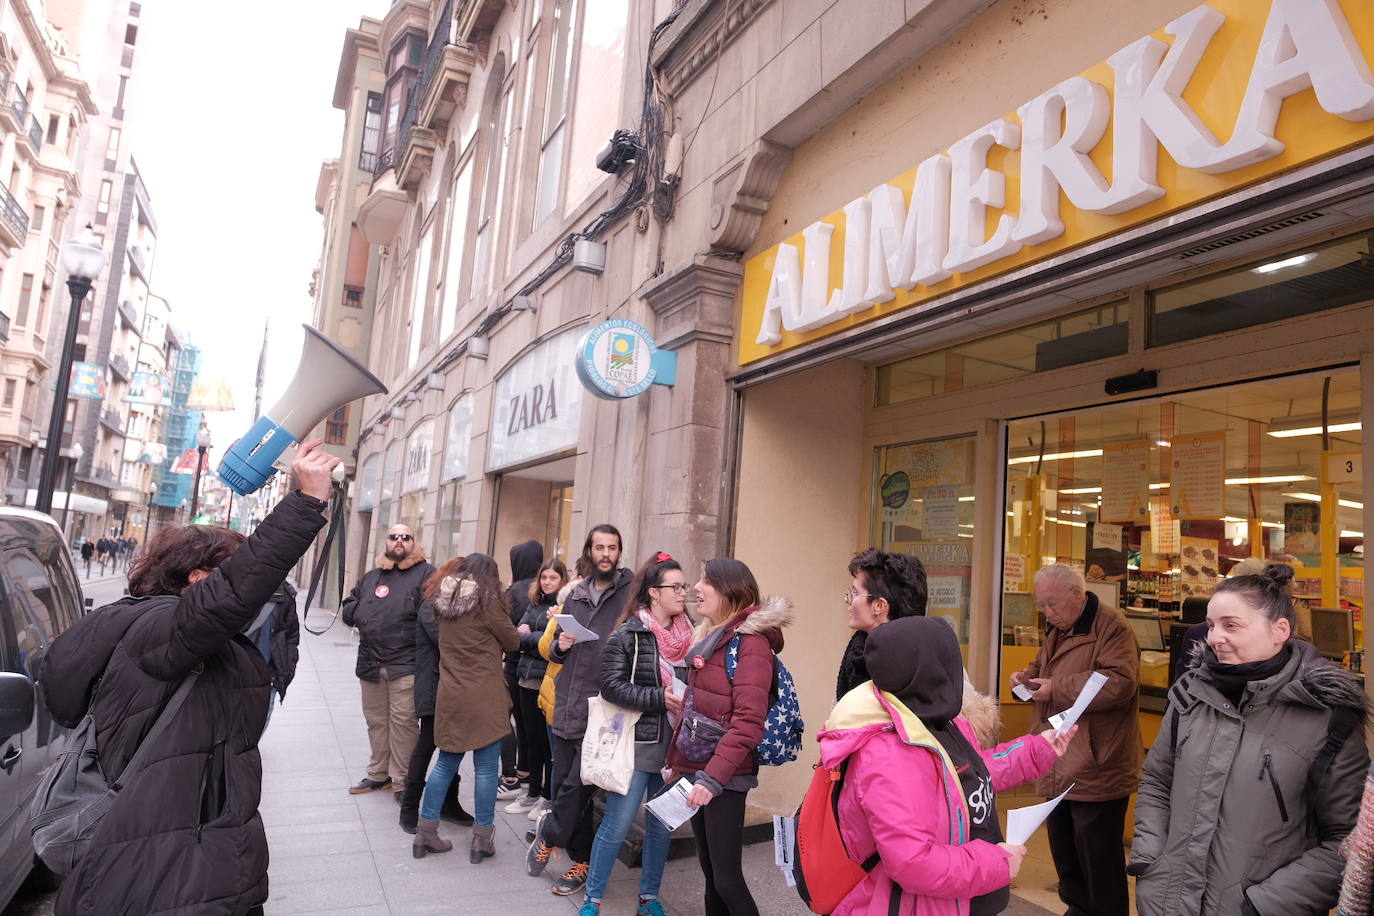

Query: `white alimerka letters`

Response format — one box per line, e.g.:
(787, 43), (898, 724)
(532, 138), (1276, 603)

(753, 0), (1374, 349)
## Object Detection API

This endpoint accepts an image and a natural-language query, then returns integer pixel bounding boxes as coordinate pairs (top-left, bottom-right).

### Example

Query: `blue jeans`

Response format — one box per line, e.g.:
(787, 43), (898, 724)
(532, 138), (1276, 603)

(584, 769), (667, 903)
(420, 739), (502, 826)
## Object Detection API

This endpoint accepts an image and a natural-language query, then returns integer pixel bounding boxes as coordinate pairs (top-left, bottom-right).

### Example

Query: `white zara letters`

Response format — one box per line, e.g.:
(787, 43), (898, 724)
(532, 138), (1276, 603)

(754, 0), (1374, 347)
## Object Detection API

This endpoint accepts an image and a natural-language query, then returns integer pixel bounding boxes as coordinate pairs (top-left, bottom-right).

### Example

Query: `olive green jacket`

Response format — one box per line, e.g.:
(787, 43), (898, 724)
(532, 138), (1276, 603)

(1130, 640), (1369, 916)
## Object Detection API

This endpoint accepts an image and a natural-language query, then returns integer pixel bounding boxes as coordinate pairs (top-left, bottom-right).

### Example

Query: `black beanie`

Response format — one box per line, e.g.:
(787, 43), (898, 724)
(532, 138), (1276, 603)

(864, 616), (963, 725)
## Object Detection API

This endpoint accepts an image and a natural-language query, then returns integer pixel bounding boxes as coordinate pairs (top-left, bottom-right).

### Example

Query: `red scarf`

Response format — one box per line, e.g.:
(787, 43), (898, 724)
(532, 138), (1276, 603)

(638, 608), (693, 685)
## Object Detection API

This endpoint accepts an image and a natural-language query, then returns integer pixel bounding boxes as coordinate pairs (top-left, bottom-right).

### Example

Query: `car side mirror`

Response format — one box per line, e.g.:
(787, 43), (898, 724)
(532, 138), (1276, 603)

(0, 673), (35, 736)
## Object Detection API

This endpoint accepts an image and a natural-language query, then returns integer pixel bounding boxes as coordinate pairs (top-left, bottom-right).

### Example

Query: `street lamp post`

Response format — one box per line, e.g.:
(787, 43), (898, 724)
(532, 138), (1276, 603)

(60, 442), (84, 535)
(189, 420), (211, 520)
(36, 226), (106, 515)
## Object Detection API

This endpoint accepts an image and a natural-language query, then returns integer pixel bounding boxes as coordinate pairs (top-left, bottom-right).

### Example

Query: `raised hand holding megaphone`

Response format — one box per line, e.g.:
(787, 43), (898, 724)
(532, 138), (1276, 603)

(218, 324), (387, 495)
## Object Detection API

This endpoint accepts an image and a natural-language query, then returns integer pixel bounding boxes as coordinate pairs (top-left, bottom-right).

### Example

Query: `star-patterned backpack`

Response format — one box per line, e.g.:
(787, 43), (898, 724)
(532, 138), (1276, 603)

(725, 634), (804, 766)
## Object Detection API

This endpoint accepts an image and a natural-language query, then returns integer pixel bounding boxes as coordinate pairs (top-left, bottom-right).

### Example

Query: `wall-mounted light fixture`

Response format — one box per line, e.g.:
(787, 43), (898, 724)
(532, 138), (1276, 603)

(468, 337), (490, 359)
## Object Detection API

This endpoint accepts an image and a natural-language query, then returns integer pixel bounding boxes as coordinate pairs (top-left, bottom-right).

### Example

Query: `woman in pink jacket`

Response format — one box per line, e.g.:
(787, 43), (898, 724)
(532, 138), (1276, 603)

(820, 617), (1075, 916)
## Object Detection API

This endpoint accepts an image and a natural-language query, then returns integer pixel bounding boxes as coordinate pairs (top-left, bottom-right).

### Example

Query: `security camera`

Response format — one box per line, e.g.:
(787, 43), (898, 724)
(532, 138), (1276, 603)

(596, 130), (640, 174)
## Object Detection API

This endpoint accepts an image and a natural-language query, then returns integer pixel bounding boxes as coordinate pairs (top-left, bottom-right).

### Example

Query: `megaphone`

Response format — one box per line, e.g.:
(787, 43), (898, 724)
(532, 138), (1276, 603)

(218, 324), (388, 495)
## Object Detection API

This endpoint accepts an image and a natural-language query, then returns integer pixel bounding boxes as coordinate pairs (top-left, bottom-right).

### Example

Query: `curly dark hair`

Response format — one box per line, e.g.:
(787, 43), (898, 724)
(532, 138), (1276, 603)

(848, 547), (927, 619)
(127, 525), (246, 597)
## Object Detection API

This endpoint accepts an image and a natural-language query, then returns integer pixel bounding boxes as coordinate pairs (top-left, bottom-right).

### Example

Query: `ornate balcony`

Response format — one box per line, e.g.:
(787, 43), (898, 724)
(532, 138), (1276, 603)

(116, 298), (140, 332)
(415, 0), (475, 134)
(0, 181), (28, 252)
(358, 163), (408, 244)
(110, 353), (131, 381)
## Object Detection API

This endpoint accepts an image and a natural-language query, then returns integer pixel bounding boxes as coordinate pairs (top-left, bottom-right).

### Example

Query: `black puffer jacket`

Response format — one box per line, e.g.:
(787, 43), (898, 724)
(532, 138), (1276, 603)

(516, 590), (558, 682)
(340, 549), (434, 681)
(600, 614), (669, 747)
(413, 598), (440, 718)
(40, 490), (327, 916)
(504, 540), (543, 676)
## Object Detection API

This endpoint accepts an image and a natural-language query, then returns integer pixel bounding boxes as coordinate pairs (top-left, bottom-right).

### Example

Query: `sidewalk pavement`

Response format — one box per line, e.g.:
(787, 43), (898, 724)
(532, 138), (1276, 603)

(261, 615), (1054, 916)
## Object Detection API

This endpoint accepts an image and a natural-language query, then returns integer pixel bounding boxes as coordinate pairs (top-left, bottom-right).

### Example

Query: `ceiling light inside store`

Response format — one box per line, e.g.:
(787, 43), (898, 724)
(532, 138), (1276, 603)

(1221, 516), (1284, 529)
(1267, 421), (1361, 438)
(1251, 252), (1317, 274)
(1007, 449), (1104, 465)
(1282, 492), (1364, 509)
(1044, 515), (1087, 528)
(1224, 475), (1313, 485)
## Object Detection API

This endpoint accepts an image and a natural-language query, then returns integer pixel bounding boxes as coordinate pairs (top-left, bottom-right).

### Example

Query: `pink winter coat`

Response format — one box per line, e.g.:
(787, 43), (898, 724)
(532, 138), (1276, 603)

(818, 683), (1057, 916)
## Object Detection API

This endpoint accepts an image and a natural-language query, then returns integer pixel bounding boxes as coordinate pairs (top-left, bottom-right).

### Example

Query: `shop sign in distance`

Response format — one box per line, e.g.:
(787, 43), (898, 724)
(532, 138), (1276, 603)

(575, 318), (678, 400)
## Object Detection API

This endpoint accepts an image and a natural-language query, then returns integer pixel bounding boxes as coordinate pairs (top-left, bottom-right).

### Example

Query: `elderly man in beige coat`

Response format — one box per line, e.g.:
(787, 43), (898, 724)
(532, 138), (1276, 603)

(1011, 564), (1142, 916)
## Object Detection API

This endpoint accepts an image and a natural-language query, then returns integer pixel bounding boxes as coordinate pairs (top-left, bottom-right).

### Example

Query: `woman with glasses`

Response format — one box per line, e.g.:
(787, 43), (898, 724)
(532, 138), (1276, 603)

(578, 552), (692, 916)
(411, 553), (522, 863)
(666, 559), (792, 916)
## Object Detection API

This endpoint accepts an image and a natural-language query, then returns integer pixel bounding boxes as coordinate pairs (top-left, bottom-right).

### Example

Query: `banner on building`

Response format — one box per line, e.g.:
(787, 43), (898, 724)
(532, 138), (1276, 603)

(69, 362), (105, 399)
(124, 371), (173, 406)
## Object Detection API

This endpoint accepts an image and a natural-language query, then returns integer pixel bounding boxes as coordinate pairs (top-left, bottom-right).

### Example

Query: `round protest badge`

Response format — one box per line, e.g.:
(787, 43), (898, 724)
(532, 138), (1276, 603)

(375, 584), (390, 599)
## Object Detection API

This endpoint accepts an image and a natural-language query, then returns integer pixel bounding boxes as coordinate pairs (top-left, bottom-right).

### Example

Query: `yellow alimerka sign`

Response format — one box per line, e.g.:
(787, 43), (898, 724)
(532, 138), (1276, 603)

(738, 0), (1374, 365)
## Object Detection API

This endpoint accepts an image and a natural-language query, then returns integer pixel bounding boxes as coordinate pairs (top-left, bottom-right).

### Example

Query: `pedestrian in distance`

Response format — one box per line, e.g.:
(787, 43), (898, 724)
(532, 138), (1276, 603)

(578, 552), (693, 916)
(1130, 564), (1369, 916)
(499, 539), (544, 802)
(396, 575), (474, 835)
(508, 556), (568, 821)
(527, 524), (635, 898)
(1008, 564), (1142, 916)
(410, 553), (522, 863)
(665, 558), (792, 916)
(38, 440), (340, 916)
(80, 539), (94, 577)
(340, 523), (434, 797)
(821, 616), (1076, 916)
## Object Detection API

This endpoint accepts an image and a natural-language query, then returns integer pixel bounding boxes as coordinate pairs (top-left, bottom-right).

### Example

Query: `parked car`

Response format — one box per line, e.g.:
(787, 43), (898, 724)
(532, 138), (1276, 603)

(0, 508), (86, 908)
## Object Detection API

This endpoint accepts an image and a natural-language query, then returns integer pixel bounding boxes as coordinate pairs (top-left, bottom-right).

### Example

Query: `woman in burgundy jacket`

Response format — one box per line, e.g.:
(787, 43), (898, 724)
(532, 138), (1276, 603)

(667, 558), (792, 916)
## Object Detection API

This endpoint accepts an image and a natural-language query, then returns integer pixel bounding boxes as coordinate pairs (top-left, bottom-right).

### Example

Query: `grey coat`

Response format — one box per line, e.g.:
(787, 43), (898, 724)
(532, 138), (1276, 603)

(549, 568), (633, 740)
(1130, 640), (1369, 916)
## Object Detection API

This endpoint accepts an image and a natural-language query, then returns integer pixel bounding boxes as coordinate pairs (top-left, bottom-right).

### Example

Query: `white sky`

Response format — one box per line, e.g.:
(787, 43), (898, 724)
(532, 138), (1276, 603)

(130, 0), (384, 455)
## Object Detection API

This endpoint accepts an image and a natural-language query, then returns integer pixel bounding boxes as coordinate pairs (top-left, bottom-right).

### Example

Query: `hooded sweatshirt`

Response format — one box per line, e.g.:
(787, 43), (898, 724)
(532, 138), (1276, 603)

(818, 617), (1057, 916)
(505, 540), (544, 675)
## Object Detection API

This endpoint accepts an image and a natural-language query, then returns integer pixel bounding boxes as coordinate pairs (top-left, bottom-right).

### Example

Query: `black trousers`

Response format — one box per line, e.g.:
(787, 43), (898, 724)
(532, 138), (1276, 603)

(398, 716), (463, 816)
(690, 789), (758, 916)
(502, 669), (526, 778)
(1045, 796), (1130, 916)
(517, 686), (552, 799)
(542, 734), (597, 863)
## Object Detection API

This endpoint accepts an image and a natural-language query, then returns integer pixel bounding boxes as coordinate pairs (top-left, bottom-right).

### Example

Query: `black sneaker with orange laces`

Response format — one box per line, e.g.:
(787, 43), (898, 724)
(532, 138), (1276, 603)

(552, 862), (588, 896)
(525, 821), (556, 876)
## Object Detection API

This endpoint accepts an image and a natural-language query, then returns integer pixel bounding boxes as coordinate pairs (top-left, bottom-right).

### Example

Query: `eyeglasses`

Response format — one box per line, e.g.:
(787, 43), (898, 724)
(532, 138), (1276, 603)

(387, 533), (414, 542)
(844, 587), (874, 604)
(652, 583), (689, 594)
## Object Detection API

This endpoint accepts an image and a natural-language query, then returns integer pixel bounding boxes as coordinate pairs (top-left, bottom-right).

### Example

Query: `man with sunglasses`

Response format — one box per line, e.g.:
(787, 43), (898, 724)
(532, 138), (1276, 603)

(342, 523), (435, 796)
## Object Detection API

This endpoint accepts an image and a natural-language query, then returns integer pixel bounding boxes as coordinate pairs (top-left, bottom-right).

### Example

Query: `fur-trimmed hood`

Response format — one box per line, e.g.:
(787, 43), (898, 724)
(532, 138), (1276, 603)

(377, 545), (428, 571)
(431, 574), (478, 619)
(1185, 637), (1368, 717)
(713, 595), (793, 654)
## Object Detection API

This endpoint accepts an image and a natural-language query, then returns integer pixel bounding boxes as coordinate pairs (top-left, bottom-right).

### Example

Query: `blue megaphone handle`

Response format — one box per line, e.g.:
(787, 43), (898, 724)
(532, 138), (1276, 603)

(218, 415), (298, 496)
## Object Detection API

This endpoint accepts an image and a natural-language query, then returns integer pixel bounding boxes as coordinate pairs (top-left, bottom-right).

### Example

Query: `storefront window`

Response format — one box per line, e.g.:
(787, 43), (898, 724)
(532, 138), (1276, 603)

(436, 480), (462, 562)
(1001, 368), (1364, 708)
(1151, 231), (1374, 347)
(875, 300), (1127, 407)
(546, 482), (573, 563)
(872, 435), (977, 648)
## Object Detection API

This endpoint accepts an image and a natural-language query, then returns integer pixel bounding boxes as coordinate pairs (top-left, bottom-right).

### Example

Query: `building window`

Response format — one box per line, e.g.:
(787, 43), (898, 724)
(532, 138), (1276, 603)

(115, 76), (128, 115)
(31, 205), (43, 232)
(534, 0), (577, 223)
(96, 180), (112, 214)
(35, 283), (50, 332)
(63, 399), (75, 439)
(129, 2), (141, 15)
(15, 274), (33, 326)
(325, 405), (349, 444)
(2, 380), (15, 408)
(474, 59), (509, 291)
(105, 126), (121, 162)
(45, 115), (58, 144)
(342, 284), (364, 308)
(360, 92), (382, 172)
(380, 32), (424, 168)
(124, 24), (138, 45)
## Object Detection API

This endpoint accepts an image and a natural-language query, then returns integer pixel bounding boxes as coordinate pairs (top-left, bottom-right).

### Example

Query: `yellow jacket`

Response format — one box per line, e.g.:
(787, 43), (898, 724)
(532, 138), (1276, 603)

(536, 614), (562, 725)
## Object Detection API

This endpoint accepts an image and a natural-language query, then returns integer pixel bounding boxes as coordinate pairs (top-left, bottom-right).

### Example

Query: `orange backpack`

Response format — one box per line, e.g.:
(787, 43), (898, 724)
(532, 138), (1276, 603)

(791, 758), (879, 914)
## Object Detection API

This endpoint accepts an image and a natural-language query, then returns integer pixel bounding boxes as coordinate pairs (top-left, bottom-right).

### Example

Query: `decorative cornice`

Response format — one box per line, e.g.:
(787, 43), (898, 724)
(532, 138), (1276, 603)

(419, 44), (477, 132)
(706, 139), (792, 256)
(454, 0), (509, 54)
(396, 126), (438, 191)
(654, 0), (773, 96)
(641, 255), (743, 351)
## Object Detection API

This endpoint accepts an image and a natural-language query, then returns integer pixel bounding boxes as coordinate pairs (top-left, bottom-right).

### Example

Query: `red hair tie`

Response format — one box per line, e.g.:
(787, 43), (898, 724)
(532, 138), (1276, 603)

(655, 551), (673, 563)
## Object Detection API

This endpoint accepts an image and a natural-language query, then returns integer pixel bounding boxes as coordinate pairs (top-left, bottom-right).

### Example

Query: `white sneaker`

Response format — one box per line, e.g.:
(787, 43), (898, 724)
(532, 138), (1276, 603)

(504, 794), (539, 814)
(495, 778), (525, 800)
(527, 797), (551, 821)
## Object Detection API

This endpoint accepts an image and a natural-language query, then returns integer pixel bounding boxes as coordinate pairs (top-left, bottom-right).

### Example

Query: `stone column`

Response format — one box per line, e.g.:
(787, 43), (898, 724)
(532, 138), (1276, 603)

(639, 256), (743, 572)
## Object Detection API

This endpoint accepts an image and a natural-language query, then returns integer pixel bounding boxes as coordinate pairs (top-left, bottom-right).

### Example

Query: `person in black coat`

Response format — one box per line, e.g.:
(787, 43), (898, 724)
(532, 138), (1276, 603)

(39, 441), (340, 916)
(507, 557), (567, 816)
(499, 539), (543, 798)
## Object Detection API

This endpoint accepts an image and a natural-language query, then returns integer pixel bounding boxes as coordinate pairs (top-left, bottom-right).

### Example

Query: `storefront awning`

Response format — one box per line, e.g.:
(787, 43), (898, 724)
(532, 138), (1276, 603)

(22, 489), (109, 516)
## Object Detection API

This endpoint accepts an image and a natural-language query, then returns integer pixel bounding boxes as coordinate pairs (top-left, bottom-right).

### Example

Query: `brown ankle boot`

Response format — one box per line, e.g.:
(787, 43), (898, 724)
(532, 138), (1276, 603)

(469, 824), (495, 863)
(413, 817), (453, 858)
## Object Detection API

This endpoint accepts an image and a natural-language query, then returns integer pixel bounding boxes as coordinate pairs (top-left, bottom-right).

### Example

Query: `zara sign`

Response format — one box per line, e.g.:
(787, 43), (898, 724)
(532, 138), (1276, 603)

(487, 326), (585, 471)
(740, 0), (1374, 363)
